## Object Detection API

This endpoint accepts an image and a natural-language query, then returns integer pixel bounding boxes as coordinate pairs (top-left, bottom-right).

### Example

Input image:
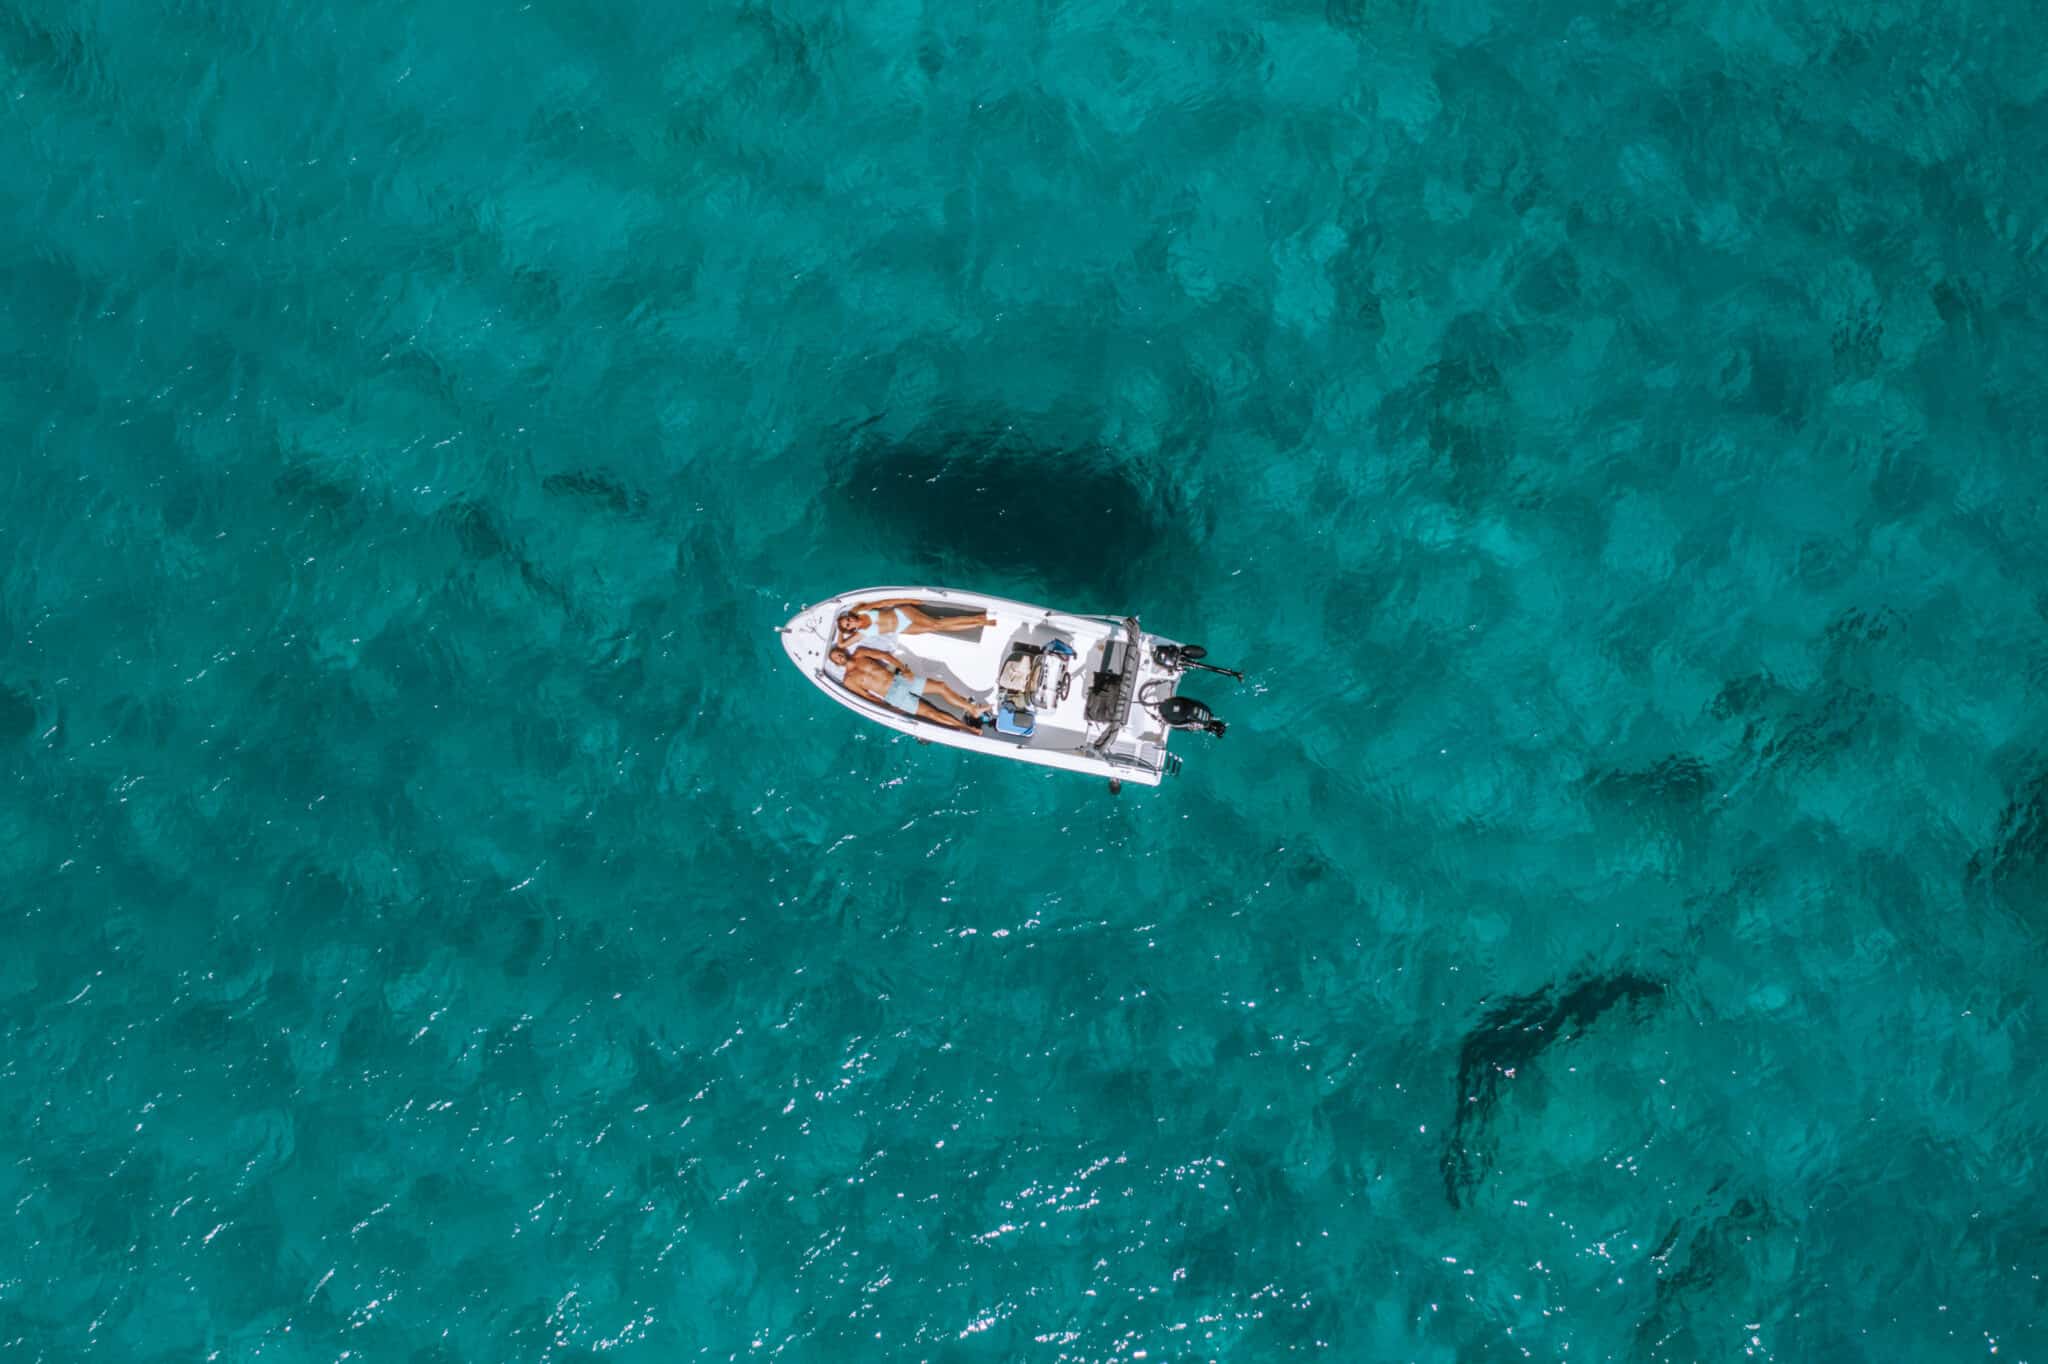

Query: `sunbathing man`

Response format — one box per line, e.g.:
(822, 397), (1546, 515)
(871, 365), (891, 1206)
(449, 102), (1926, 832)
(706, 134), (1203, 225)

(836, 598), (995, 650)
(830, 645), (991, 734)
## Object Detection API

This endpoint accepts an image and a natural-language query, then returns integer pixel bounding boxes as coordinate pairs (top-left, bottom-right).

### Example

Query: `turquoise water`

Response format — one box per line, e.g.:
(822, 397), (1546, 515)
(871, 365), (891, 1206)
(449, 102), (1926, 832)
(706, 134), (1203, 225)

(3, 0), (2045, 1355)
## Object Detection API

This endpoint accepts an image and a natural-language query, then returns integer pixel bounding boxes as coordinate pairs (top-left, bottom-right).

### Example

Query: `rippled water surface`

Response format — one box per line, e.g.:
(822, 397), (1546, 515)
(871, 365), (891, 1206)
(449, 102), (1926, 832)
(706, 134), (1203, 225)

(4, 0), (2046, 1357)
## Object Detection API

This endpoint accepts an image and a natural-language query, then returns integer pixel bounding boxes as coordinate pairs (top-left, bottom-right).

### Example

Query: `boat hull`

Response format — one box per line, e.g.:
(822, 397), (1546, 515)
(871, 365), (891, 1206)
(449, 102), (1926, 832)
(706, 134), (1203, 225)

(778, 586), (1184, 786)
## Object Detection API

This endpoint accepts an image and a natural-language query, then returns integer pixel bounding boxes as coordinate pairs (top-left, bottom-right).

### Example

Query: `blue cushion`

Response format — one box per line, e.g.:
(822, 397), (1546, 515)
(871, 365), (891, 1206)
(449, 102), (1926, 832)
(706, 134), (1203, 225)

(994, 703), (1035, 736)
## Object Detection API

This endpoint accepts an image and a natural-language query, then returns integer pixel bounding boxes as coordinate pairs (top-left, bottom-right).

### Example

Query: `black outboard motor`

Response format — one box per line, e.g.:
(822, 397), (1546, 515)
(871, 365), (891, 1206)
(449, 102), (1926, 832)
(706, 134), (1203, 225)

(1158, 695), (1227, 738)
(1153, 643), (1245, 682)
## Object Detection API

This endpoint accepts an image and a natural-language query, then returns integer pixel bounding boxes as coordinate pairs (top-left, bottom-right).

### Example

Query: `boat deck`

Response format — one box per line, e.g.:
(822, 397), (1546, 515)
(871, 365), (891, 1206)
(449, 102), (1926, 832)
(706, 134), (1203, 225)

(899, 609), (1116, 753)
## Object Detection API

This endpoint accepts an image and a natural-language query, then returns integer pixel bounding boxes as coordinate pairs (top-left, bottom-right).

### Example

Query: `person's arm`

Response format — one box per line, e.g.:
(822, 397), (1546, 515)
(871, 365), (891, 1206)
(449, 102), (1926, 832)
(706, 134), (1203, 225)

(850, 646), (900, 673)
(854, 597), (923, 612)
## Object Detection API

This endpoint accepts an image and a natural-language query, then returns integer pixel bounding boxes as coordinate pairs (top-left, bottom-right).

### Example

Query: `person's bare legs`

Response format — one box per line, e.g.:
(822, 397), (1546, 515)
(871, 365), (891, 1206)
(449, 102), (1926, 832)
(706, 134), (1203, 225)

(922, 678), (989, 719)
(915, 699), (983, 733)
(902, 607), (995, 634)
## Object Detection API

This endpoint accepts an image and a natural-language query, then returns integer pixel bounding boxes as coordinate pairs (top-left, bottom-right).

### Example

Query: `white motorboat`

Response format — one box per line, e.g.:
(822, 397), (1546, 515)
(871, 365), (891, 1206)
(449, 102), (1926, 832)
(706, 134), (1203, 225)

(777, 585), (1240, 788)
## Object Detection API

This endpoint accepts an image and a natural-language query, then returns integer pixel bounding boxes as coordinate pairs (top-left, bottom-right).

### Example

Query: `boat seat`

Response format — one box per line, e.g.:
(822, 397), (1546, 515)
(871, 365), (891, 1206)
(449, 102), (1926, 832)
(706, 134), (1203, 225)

(998, 649), (1041, 695)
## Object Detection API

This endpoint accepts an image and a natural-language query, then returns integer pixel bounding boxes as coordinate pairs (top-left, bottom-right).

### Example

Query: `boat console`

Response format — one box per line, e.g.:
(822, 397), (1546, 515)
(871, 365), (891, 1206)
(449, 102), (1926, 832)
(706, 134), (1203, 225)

(994, 638), (1076, 736)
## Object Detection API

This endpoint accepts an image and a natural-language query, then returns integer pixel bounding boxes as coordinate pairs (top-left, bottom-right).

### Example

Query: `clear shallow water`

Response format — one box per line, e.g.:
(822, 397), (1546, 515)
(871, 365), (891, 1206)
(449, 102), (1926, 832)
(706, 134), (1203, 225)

(3, 0), (2045, 1356)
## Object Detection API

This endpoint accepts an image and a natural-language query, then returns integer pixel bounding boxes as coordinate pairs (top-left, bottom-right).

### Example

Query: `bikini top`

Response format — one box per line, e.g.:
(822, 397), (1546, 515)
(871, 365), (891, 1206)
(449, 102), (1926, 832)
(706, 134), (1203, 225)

(856, 606), (905, 640)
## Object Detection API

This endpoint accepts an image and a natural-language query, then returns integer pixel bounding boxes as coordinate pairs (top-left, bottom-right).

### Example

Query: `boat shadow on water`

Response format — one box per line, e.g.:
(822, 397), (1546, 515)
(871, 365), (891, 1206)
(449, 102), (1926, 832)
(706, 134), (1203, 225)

(822, 423), (1201, 604)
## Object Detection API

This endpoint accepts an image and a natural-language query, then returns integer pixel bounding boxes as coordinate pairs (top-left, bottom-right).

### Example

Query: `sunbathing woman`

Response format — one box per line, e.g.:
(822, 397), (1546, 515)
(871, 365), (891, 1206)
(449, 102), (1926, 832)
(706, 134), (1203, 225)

(830, 645), (991, 734)
(836, 598), (995, 649)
